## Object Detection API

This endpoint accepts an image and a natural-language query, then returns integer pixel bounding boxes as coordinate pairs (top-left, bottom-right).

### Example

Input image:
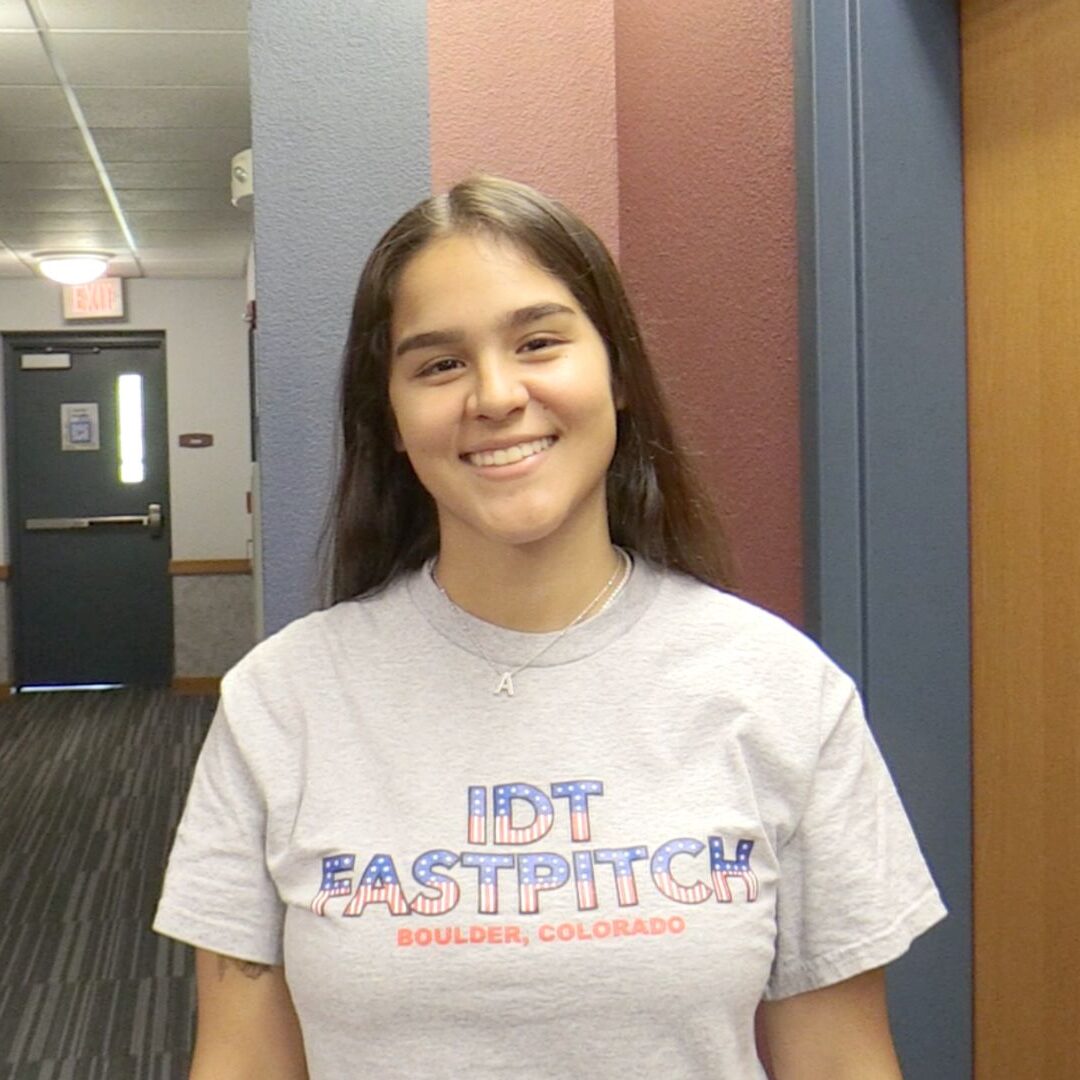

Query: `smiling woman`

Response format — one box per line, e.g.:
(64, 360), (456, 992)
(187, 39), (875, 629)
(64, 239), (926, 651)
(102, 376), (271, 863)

(387, 232), (620, 615)
(154, 176), (945, 1080)
(326, 176), (732, 615)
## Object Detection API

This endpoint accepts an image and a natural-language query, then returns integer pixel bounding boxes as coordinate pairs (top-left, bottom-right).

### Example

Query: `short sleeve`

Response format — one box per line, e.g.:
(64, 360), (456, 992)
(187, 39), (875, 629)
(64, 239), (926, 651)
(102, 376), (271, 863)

(152, 701), (285, 965)
(764, 684), (947, 999)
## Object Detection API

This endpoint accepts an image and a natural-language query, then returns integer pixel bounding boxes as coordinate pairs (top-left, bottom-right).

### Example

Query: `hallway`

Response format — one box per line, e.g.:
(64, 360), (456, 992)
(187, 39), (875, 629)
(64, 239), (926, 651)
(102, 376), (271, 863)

(0, 689), (213, 1078)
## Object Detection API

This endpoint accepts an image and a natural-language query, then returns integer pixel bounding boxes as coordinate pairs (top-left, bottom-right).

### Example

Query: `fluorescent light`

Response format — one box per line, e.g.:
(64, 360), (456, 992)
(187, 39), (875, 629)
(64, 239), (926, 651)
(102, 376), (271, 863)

(18, 684), (125, 693)
(117, 373), (145, 484)
(34, 251), (112, 285)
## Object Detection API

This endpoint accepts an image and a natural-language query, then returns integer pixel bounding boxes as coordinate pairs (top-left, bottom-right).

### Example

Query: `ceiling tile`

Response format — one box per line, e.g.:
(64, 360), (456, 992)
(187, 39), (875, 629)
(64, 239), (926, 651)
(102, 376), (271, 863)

(4, 188), (112, 212)
(0, 245), (34, 276)
(0, 3), (34, 30)
(0, 31), (57, 82)
(105, 253), (140, 276)
(0, 128), (89, 163)
(0, 161), (99, 188)
(127, 209), (246, 233)
(93, 127), (249, 164)
(117, 188), (234, 212)
(2, 5), (249, 281)
(106, 161), (228, 189)
(38, 0), (247, 31)
(3, 231), (126, 252)
(0, 211), (120, 234)
(76, 86), (250, 129)
(0, 86), (75, 128)
(137, 255), (245, 278)
(50, 31), (248, 86)
(134, 230), (250, 257)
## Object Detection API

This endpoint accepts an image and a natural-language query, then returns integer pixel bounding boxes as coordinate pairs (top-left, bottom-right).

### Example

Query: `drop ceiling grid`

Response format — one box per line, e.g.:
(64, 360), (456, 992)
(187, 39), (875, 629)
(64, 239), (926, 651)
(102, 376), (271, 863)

(0, 0), (250, 278)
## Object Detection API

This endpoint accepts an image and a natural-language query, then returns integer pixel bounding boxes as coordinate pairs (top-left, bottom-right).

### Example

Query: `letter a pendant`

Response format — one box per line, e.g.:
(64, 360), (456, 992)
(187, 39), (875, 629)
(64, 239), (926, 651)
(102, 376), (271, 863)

(495, 672), (515, 697)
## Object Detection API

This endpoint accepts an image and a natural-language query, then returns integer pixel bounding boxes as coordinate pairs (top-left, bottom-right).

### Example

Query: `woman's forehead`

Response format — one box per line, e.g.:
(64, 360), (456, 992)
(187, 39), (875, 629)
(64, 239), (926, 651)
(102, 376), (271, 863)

(391, 232), (581, 331)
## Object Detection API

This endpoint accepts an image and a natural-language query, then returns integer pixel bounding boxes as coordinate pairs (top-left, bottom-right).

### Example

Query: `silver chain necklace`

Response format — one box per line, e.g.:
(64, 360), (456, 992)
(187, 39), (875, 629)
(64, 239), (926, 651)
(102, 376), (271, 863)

(432, 548), (632, 697)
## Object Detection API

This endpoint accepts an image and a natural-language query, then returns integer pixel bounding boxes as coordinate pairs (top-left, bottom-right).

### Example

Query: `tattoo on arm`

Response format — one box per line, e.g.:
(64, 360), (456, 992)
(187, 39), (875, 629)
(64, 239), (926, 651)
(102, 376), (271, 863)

(216, 955), (272, 981)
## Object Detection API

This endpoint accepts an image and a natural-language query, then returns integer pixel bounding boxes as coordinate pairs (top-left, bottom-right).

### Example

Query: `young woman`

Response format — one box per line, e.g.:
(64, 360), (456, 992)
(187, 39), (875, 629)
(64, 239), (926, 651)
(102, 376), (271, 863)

(155, 176), (945, 1079)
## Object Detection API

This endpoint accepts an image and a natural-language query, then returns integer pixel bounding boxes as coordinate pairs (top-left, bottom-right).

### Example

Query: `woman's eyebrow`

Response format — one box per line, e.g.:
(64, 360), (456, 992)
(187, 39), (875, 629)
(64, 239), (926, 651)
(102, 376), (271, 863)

(394, 328), (463, 358)
(501, 301), (577, 329)
(394, 302), (577, 359)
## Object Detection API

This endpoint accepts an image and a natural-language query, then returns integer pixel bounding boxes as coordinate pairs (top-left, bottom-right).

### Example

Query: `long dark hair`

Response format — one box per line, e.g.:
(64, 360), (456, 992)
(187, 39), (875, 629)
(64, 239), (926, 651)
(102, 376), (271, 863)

(323, 175), (732, 602)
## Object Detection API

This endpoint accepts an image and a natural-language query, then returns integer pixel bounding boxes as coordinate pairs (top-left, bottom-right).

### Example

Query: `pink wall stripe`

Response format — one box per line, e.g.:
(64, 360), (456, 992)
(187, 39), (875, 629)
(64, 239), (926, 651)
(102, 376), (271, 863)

(426, 0), (620, 256)
(615, 2), (803, 624)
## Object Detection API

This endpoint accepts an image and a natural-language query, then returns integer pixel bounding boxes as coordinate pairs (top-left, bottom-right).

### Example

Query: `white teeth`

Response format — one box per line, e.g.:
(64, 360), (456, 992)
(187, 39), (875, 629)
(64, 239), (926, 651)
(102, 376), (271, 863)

(467, 436), (555, 468)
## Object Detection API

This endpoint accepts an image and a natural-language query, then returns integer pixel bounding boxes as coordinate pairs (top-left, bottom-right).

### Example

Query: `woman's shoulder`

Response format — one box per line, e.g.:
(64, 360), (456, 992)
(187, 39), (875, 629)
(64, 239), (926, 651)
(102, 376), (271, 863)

(645, 563), (855, 691)
(648, 564), (818, 647)
(223, 573), (418, 692)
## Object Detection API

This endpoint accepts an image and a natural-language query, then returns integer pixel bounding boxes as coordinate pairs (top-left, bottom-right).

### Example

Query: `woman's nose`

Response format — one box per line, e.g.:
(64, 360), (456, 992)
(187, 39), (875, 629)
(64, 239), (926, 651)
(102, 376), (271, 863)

(468, 356), (529, 419)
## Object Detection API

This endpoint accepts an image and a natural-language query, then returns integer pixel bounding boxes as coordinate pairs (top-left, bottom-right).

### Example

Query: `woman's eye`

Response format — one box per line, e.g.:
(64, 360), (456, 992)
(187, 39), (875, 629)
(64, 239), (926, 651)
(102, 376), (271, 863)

(419, 357), (461, 377)
(520, 336), (561, 353)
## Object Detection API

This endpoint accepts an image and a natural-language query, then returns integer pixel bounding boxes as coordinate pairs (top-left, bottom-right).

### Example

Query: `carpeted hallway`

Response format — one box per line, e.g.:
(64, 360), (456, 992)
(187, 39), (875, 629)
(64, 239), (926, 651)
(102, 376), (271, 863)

(0, 688), (215, 1079)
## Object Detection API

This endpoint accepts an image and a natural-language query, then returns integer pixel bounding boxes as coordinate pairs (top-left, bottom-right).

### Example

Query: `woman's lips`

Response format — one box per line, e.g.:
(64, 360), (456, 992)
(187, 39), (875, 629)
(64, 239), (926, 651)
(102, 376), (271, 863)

(463, 435), (557, 468)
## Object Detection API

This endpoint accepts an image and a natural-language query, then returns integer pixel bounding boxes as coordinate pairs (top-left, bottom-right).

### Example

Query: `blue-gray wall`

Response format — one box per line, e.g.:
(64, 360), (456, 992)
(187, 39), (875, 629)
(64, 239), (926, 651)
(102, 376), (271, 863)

(795, 1), (972, 1075)
(249, 0), (430, 633)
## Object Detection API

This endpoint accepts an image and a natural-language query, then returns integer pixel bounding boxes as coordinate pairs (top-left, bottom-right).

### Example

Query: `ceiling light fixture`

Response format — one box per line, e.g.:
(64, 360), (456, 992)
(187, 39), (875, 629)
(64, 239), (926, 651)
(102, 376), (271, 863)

(33, 251), (113, 285)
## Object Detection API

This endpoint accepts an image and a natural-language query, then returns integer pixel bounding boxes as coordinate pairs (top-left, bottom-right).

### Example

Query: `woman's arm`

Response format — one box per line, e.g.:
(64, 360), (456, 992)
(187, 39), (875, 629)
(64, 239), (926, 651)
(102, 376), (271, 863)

(758, 968), (904, 1080)
(189, 948), (309, 1080)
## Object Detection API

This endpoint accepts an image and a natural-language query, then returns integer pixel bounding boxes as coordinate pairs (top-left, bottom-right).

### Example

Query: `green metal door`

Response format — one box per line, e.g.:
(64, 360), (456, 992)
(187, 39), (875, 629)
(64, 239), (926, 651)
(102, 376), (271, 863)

(5, 333), (172, 687)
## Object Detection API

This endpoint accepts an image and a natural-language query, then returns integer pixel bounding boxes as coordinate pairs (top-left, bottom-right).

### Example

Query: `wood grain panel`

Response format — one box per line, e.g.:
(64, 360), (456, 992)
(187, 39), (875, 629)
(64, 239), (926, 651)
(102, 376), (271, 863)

(962, 1), (1080, 1076)
(168, 559), (251, 576)
(171, 677), (220, 695)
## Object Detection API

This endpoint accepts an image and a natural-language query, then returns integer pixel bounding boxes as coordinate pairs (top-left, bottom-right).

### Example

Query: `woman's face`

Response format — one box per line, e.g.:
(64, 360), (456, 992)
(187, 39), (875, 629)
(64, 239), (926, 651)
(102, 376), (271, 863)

(388, 232), (618, 555)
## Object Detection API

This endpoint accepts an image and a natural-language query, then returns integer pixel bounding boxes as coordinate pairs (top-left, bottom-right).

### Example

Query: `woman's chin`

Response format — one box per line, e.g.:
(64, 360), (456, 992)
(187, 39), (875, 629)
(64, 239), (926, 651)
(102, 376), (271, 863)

(457, 506), (572, 551)
(438, 488), (609, 554)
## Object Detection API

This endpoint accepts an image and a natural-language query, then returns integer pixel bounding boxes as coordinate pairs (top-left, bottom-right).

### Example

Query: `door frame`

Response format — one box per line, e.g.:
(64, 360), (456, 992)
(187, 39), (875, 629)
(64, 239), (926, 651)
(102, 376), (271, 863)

(793, 1), (971, 1075)
(2, 329), (171, 688)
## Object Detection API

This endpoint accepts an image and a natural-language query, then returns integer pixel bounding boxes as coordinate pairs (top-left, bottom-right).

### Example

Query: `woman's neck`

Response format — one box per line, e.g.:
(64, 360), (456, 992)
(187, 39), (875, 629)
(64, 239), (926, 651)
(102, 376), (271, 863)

(433, 528), (624, 632)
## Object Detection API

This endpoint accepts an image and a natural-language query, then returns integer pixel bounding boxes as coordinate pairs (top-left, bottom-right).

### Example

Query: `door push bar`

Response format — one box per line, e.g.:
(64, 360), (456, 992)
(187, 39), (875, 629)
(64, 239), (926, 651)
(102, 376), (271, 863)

(26, 503), (164, 538)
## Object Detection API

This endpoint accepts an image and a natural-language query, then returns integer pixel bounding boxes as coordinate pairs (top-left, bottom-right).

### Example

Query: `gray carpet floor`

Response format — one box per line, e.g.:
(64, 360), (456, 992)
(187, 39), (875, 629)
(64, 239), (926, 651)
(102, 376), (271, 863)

(0, 688), (215, 1079)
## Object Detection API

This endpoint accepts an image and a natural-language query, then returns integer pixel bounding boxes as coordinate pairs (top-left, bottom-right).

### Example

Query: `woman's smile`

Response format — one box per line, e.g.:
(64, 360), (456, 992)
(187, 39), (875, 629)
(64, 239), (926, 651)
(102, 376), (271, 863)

(462, 435), (557, 471)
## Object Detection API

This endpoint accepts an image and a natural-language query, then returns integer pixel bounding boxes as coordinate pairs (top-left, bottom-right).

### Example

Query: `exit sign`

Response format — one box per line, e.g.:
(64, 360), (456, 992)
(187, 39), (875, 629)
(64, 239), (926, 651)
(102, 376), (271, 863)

(63, 277), (125, 320)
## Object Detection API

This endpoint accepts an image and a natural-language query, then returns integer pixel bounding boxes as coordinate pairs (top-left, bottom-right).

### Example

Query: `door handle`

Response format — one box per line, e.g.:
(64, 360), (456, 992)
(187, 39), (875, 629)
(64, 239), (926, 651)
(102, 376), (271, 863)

(27, 503), (165, 536)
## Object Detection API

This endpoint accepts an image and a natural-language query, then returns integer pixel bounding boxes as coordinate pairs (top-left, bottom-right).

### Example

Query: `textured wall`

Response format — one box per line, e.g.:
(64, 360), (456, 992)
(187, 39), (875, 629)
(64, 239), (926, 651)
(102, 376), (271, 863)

(615, 1), (802, 624)
(253, 1), (801, 629)
(172, 575), (254, 678)
(805, 2), (969, 1071)
(427, 0), (620, 253)
(250, 0), (430, 631)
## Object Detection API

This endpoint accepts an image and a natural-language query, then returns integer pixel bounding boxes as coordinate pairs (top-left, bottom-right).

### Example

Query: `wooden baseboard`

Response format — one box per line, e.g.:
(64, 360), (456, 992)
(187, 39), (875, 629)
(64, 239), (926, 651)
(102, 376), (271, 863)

(171, 677), (221, 695)
(169, 559), (251, 576)
(0, 683), (11, 700)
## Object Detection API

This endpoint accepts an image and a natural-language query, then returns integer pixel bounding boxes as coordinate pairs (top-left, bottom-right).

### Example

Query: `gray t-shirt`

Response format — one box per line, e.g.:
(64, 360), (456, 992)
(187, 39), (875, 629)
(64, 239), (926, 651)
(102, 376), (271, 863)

(154, 556), (945, 1078)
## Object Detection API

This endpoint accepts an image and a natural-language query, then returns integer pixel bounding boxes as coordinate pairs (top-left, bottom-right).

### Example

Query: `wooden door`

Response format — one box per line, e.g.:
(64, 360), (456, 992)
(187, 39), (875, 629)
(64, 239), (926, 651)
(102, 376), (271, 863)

(962, 1), (1080, 1075)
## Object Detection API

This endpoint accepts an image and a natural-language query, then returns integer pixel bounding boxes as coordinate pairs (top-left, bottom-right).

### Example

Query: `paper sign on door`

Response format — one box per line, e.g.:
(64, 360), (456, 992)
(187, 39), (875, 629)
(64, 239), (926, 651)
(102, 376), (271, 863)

(61, 402), (100, 451)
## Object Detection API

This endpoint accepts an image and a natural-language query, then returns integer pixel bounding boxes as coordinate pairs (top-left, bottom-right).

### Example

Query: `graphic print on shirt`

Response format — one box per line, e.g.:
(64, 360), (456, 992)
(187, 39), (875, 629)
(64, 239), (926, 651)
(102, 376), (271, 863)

(309, 778), (760, 922)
